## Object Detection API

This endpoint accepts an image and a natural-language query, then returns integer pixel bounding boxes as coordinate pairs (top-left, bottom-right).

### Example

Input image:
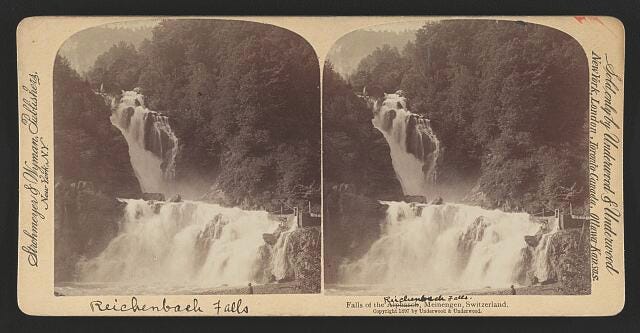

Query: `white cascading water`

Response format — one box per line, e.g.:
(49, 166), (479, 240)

(57, 89), (304, 295)
(76, 200), (295, 292)
(529, 218), (558, 282)
(272, 221), (299, 279)
(371, 92), (440, 196)
(110, 90), (179, 193)
(338, 91), (559, 293)
(339, 202), (554, 292)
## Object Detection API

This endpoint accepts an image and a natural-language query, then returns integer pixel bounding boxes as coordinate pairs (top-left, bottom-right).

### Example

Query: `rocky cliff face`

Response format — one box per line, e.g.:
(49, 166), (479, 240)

(323, 188), (388, 283)
(54, 56), (145, 283)
(54, 181), (126, 282)
(287, 227), (321, 293)
(55, 56), (141, 198)
(517, 225), (591, 294)
(547, 228), (591, 294)
(253, 225), (321, 293)
(56, 122), (139, 198)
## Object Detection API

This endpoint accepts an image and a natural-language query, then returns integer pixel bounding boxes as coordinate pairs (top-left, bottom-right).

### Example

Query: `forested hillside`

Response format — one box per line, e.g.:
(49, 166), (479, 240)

(323, 62), (402, 199)
(54, 55), (141, 197)
(325, 20), (589, 212)
(77, 20), (321, 208)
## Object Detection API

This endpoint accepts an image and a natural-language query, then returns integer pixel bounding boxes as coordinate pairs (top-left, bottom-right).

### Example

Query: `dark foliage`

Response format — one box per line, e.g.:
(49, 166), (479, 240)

(325, 20), (589, 213)
(53, 55), (140, 197)
(84, 20), (321, 208)
(323, 61), (403, 199)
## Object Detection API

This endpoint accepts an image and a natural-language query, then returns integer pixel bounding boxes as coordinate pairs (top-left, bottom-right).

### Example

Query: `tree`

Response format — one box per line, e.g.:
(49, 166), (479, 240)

(84, 20), (321, 206)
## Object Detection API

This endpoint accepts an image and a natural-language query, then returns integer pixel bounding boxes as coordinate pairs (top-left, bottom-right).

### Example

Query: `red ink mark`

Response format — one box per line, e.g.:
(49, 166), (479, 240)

(575, 16), (587, 24)
(574, 16), (617, 36)
(592, 17), (605, 26)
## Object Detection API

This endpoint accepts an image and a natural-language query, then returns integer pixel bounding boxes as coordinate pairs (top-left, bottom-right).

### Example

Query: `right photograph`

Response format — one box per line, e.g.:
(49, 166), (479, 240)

(323, 19), (591, 295)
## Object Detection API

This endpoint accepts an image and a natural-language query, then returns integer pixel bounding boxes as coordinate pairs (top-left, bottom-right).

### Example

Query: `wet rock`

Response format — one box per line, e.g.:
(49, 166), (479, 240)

(514, 247), (533, 285)
(168, 194), (182, 202)
(142, 192), (165, 201)
(457, 216), (489, 269)
(263, 233), (278, 246)
(525, 234), (541, 247)
(430, 196), (444, 205)
(148, 201), (162, 214)
(122, 107), (135, 129)
(250, 244), (273, 284)
(380, 109), (396, 132)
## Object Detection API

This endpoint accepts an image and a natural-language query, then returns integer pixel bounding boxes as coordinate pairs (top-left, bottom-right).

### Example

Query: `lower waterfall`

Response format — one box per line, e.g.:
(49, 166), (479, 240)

(76, 199), (295, 292)
(339, 202), (556, 292)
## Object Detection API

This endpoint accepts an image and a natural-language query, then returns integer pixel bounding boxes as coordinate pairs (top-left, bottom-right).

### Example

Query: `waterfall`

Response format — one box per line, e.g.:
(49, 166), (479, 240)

(271, 221), (298, 280)
(77, 200), (289, 289)
(371, 92), (440, 197)
(110, 90), (179, 193)
(339, 202), (551, 291)
(529, 218), (558, 282)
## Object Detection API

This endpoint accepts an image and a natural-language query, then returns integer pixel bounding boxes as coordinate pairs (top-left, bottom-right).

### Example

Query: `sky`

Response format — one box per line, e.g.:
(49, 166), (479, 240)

(363, 20), (428, 32)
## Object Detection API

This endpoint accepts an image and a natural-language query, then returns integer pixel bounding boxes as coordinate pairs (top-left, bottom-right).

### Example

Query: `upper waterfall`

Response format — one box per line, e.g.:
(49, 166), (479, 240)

(110, 90), (179, 193)
(371, 92), (440, 197)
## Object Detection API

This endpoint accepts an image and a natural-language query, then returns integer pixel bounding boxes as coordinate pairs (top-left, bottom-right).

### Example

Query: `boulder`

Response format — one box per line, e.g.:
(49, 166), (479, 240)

(142, 192), (165, 201)
(122, 107), (135, 129)
(262, 233), (278, 246)
(430, 196), (444, 205)
(168, 194), (182, 202)
(525, 234), (541, 247)
(150, 202), (162, 214)
(380, 109), (396, 131)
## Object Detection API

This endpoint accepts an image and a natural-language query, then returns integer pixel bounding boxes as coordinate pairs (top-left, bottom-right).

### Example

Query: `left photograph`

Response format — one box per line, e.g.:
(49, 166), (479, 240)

(53, 19), (321, 295)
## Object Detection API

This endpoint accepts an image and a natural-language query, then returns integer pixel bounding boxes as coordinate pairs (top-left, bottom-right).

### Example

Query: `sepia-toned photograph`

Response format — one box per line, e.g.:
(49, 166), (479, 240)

(15, 15), (625, 316)
(323, 19), (592, 295)
(53, 19), (321, 295)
